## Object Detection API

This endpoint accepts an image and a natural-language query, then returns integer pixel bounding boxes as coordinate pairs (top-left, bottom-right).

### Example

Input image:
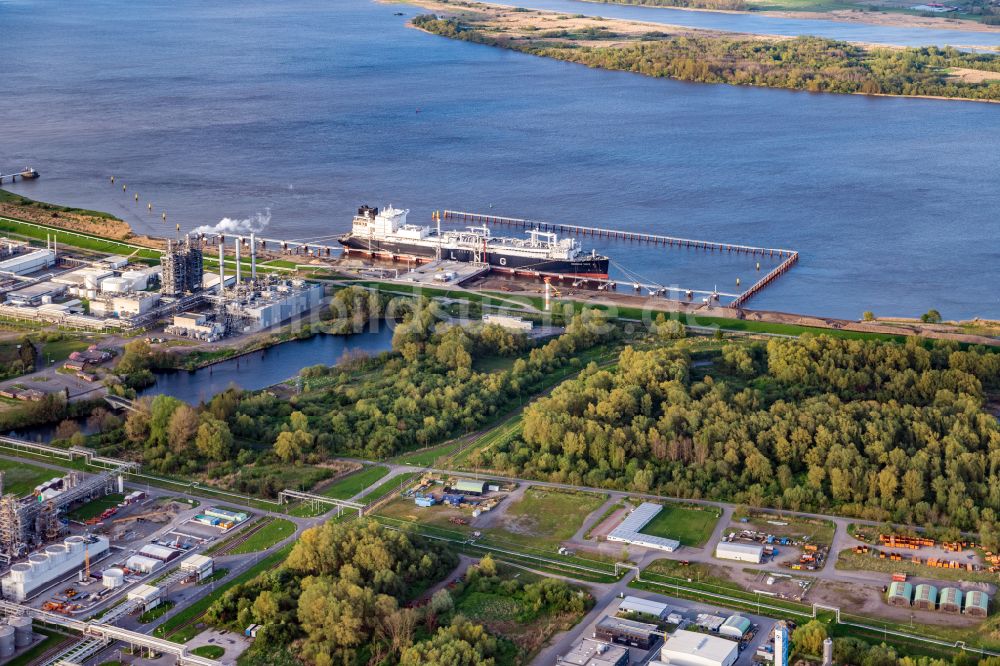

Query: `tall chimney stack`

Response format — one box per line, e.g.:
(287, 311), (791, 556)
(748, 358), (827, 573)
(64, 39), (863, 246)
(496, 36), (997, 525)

(250, 232), (257, 281)
(235, 237), (242, 283)
(218, 241), (225, 291)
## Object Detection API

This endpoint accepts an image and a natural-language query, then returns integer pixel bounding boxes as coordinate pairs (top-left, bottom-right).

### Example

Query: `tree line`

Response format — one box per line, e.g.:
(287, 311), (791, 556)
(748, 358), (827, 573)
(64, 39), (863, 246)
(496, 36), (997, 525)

(469, 335), (1000, 535)
(412, 14), (1000, 101)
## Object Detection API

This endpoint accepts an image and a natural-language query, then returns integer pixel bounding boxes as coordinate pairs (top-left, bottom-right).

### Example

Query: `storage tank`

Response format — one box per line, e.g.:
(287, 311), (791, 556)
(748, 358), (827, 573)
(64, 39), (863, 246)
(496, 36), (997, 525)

(45, 544), (68, 565)
(8, 564), (31, 583)
(0, 625), (15, 658)
(28, 554), (49, 573)
(65, 536), (85, 554)
(8, 616), (32, 648)
(102, 568), (125, 589)
(83, 273), (99, 289)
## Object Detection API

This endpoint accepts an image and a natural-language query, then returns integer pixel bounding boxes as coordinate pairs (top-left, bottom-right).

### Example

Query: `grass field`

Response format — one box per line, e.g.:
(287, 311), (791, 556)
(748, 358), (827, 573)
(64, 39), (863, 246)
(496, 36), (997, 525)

(639, 503), (721, 547)
(66, 494), (124, 521)
(192, 646), (225, 659)
(226, 518), (296, 555)
(0, 215), (161, 260)
(40, 338), (91, 363)
(393, 440), (465, 467)
(359, 472), (419, 503)
(0, 458), (55, 496)
(155, 543), (294, 643)
(494, 488), (607, 549)
(5, 630), (68, 666)
(321, 465), (390, 499)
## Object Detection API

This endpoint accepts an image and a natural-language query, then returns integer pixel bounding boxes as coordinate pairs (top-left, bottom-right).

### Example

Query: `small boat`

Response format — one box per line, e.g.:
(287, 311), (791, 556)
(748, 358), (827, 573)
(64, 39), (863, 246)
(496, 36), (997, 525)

(393, 11), (404, 15)
(20, 167), (39, 179)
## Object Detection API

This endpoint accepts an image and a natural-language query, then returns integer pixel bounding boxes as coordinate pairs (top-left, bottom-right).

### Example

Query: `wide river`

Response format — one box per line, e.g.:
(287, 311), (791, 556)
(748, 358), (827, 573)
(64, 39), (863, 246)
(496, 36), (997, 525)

(1, 0), (998, 320)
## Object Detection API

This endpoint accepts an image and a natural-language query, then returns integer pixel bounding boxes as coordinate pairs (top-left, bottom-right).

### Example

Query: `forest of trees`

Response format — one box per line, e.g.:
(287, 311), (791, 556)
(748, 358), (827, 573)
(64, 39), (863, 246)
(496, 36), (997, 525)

(412, 14), (1000, 101)
(470, 335), (1000, 535)
(201, 520), (594, 666)
(106, 306), (615, 495)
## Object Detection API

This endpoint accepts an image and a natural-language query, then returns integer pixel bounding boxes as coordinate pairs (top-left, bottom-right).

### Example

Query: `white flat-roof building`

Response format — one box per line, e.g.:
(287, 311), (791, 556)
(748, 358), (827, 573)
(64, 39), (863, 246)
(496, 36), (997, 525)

(180, 554), (214, 581)
(655, 630), (738, 666)
(557, 638), (630, 666)
(0, 535), (110, 602)
(127, 583), (161, 611)
(0, 248), (55, 275)
(606, 503), (680, 552)
(5, 282), (67, 306)
(619, 596), (670, 620)
(124, 554), (163, 575)
(714, 541), (764, 564)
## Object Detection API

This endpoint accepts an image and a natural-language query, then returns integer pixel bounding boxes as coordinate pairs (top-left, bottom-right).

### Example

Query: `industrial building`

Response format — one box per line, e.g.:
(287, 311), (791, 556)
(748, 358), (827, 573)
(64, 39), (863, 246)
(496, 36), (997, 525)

(180, 554), (214, 581)
(714, 541), (764, 564)
(451, 479), (487, 495)
(0, 535), (110, 602)
(618, 596), (670, 621)
(774, 621), (790, 666)
(887, 581), (913, 607)
(939, 587), (963, 613)
(718, 615), (752, 640)
(594, 616), (660, 650)
(0, 468), (127, 562)
(557, 638), (630, 666)
(914, 584), (938, 610)
(965, 590), (989, 617)
(0, 238), (30, 260)
(165, 312), (226, 341)
(482, 313), (533, 331)
(138, 544), (182, 563)
(606, 503), (680, 553)
(127, 583), (161, 611)
(0, 248), (55, 276)
(125, 554), (164, 575)
(161, 237), (203, 296)
(52, 267), (114, 297)
(653, 630), (738, 666)
(89, 292), (161, 319)
(5, 282), (67, 306)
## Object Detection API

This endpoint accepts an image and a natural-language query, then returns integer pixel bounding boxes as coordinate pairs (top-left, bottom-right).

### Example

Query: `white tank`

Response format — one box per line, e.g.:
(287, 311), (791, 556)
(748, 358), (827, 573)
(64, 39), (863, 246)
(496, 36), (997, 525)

(8, 617), (32, 648)
(83, 274), (98, 289)
(8, 563), (31, 583)
(28, 554), (49, 572)
(45, 544), (68, 565)
(65, 536), (85, 554)
(102, 568), (125, 589)
(0, 625), (14, 658)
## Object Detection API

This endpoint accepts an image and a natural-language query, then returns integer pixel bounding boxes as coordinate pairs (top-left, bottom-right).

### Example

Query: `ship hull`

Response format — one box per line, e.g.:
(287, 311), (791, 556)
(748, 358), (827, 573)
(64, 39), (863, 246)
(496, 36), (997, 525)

(339, 236), (608, 278)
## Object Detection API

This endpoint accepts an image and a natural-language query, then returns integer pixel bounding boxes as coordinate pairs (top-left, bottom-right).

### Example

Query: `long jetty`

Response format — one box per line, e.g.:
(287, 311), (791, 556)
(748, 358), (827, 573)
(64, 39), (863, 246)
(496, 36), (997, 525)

(441, 209), (799, 309)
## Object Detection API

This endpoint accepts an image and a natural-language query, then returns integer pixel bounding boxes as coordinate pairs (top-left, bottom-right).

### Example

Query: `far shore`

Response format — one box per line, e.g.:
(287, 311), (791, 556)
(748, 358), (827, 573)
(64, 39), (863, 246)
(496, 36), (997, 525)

(573, 0), (1000, 35)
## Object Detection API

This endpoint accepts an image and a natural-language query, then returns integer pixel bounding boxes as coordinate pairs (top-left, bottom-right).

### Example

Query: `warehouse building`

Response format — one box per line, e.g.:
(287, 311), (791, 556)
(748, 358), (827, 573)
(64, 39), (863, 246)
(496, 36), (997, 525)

(914, 584), (938, 610)
(965, 590), (989, 617)
(5, 282), (67, 306)
(451, 479), (487, 495)
(125, 554), (163, 575)
(714, 541), (764, 564)
(719, 615), (752, 640)
(139, 544), (181, 563)
(618, 596), (670, 621)
(939, 587), (963, 613)
(607, 503), (680, 553)
(180, 554), (214, 582)
(887, 581), (913, 607)
(557, 639), (629, 666)
(0, 535), (110, 602)
(595, 616), (660, 650)
(127, 583), (161, 612)
(0, 248), (55, 276)
(654, 629), (738, 666)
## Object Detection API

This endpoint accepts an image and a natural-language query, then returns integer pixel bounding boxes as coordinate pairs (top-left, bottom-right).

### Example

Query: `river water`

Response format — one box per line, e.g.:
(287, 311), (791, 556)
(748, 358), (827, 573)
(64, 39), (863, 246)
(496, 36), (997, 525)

(138, 326), (394, 404)
(1, 0), (998, 320)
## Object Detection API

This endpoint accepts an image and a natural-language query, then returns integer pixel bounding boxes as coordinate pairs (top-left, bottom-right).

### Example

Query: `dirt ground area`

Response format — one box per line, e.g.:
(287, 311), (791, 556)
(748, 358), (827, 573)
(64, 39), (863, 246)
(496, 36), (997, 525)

(949, 67), (1000, 83)
(589, 507), (630, 540)
(809, 579), (987, 628)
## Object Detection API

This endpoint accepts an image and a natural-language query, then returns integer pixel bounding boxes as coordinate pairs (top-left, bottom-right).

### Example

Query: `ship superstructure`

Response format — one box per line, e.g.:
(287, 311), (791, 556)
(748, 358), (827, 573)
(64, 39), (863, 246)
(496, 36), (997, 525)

(339, 205), (609, 278)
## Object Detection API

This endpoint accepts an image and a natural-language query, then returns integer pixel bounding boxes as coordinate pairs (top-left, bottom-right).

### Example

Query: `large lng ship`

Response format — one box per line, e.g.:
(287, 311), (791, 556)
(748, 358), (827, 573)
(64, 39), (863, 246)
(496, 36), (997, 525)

(339, 205), (609, 278)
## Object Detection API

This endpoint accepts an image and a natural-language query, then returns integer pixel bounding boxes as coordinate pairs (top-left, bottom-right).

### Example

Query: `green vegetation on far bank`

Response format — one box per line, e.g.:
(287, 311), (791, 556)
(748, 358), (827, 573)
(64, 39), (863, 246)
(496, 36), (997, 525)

(413, 11), (1000, 101)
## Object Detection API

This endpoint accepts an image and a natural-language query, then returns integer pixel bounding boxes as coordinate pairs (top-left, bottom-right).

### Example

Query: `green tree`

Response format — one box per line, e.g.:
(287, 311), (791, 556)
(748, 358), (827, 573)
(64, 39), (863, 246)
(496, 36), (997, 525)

(195, 418), (233, 461)
(792, 619), (828, 656)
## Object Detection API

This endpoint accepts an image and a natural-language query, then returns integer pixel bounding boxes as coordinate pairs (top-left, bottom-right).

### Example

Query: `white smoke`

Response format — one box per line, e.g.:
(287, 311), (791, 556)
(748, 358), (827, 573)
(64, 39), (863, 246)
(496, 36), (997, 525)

(193, 209), (271, 235)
